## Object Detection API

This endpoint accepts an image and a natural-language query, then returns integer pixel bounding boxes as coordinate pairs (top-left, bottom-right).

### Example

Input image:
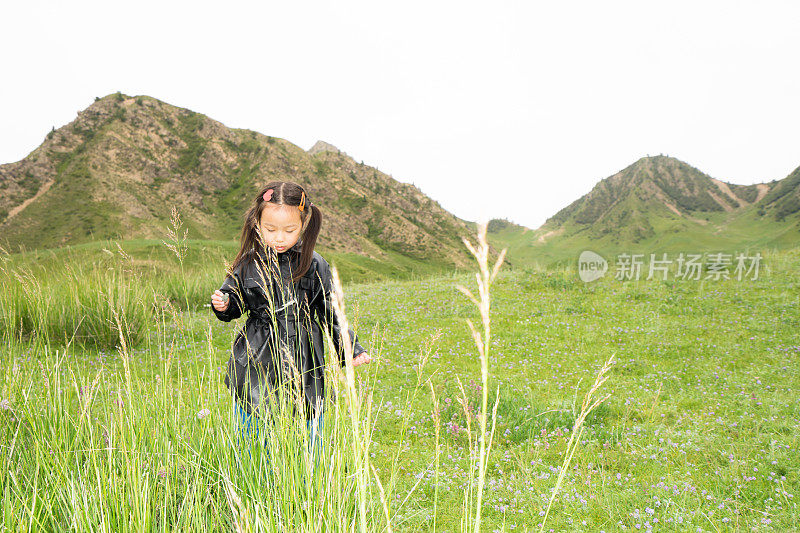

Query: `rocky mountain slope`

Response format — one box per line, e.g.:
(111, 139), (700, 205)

(0, 92), (478, 268)
(531, 155), (799, 245)
(486, 155), (800, 266)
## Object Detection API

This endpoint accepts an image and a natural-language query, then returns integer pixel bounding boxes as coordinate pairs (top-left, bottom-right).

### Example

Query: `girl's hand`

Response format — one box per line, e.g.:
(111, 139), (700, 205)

(211, 290), (230, 312)
(353, 351), (373, 368)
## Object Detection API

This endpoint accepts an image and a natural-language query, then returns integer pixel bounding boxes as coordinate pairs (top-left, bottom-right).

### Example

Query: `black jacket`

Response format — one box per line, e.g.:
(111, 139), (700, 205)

(212, 239), (366, 419)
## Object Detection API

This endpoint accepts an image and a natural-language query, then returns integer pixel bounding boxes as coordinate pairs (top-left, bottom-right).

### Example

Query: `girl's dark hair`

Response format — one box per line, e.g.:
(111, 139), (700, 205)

(229, 181), (321, 283)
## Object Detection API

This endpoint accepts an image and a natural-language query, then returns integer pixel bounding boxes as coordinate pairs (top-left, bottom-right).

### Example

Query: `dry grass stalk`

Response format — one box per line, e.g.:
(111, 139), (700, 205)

(454, 221), (506, 533)
(110, 304), (133, 404)
(370, 462), (393, 533)
(222, 475), (253, 533)
(539, 353), (616, 532)
(327, 264), (368, 533)
(428, 380), (442, 533)
(162, 206), (188, 264)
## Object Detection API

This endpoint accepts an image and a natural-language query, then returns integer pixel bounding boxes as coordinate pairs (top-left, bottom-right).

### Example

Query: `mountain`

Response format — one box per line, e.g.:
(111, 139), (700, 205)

(487, 155), (800, 266)
(538, 155), (767, 242)
(757, 165), (800, 222)
(0, 92), (480, 269)
(307, 140), (348, 158)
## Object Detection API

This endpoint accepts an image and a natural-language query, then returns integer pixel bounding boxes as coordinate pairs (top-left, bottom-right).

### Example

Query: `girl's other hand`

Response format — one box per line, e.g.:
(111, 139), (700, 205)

(211, 290), (230, 312)
(353, 351), (373, 368)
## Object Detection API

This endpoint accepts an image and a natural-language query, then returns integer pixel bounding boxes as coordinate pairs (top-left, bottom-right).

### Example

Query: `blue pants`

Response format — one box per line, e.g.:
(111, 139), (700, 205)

(232, 400), (324, 465)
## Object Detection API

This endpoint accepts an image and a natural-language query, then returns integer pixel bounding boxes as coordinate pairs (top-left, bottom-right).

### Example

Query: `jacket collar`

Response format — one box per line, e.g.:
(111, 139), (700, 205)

(285, 238), (303, 256)
(247, 239), (310, 286)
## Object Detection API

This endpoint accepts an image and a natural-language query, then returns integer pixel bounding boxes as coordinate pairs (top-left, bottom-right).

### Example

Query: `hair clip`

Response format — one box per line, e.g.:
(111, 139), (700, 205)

(263, 189), (274, 202)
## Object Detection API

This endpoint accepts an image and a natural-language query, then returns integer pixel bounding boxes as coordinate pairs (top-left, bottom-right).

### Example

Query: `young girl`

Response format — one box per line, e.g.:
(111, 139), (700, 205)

(210, 181), (372, 457)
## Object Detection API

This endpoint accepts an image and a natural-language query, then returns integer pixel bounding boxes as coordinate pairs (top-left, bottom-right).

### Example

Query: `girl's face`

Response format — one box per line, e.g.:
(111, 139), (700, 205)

(258, 203), (303, 253)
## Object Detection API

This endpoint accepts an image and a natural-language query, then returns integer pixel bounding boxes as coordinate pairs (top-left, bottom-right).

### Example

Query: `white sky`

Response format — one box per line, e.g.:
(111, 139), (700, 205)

(2, 1), (799, 229)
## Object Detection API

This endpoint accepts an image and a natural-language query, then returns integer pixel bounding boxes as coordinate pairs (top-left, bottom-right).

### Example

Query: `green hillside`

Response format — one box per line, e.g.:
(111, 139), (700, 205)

(0, 92), (476, 271)
(3, 95), (799, 274)
(488, 156), (800, 267)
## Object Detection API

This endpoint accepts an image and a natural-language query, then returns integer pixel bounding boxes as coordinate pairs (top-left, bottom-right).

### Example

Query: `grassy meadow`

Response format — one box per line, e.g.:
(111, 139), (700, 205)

(1, 224), (798, 531)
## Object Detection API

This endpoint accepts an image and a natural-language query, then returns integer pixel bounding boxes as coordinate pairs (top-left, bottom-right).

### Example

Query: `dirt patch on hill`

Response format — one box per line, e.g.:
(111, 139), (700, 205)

(6, 179), (54, 220)
(537, 227), (564, 243)
(755, 183), (769, 202)
(711, 178), (746, 208)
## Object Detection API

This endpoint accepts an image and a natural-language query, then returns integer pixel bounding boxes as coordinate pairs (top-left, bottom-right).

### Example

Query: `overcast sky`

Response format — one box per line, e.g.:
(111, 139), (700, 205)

(2, 1), (799, 229)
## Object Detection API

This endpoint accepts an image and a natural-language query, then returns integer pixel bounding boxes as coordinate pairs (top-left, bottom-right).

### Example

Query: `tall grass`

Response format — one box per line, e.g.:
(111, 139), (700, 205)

(0, 247), (153, 350)
(0, 234), (217, 352)
(0, 218), (621, 531)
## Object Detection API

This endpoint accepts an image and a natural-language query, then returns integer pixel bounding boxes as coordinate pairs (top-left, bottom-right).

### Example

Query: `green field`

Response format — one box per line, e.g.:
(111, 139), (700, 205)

(1, 230), (798, 531)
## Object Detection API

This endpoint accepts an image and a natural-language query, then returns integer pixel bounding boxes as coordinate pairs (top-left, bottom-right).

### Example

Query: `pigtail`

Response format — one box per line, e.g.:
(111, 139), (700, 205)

(292, 202), (322, 283)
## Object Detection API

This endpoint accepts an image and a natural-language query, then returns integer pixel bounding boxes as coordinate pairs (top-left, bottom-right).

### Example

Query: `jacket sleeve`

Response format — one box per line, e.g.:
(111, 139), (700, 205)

(314, 257), (366, 367)
(212, 270), (246, 322)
